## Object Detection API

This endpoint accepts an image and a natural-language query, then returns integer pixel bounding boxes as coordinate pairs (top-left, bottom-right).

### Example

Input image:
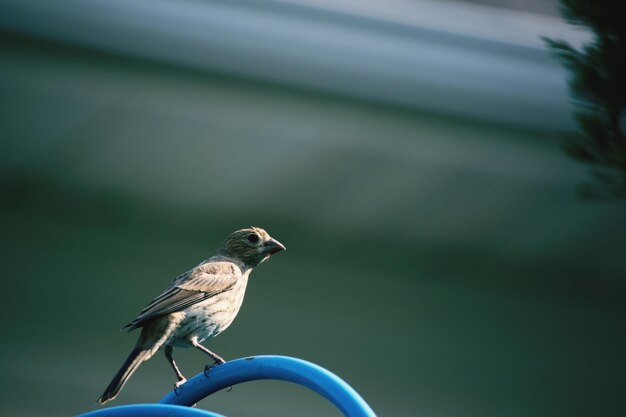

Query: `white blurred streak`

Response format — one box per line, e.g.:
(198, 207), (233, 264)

(0, 0), (588, 129)
(285, 0), (588, 50)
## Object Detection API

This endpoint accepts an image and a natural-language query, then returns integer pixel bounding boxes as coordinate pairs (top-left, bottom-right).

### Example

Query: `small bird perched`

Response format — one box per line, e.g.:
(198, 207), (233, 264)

(98, 227), (285, 404)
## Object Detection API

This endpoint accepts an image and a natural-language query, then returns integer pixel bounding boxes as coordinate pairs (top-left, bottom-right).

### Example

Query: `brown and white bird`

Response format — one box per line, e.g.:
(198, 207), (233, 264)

(98, 227), (285, 404)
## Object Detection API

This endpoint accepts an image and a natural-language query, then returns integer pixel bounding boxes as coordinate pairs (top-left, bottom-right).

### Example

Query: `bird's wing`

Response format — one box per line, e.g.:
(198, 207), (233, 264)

(123, 261), (240, 331)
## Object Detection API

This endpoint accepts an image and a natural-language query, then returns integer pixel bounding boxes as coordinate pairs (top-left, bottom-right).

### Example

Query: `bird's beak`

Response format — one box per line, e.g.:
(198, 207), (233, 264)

(263, 238), (286, 255)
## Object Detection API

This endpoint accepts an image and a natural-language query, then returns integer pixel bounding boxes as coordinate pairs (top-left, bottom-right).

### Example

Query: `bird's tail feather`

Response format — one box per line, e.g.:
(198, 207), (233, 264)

(98, 347), (151, 404)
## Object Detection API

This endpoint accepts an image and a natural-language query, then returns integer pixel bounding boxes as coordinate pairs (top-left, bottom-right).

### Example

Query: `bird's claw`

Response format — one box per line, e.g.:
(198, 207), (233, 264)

(174, 378), (187, 389)
(203, 360), (224, 377)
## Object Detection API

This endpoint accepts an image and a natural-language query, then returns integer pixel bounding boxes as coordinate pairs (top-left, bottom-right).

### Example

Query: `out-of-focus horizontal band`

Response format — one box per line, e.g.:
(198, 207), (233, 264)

(0, 0), (585, 130)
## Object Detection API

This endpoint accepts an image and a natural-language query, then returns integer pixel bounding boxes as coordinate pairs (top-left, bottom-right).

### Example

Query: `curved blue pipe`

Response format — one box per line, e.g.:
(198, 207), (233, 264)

(160, 355), (376, 417)
(76, 404), (225, 417)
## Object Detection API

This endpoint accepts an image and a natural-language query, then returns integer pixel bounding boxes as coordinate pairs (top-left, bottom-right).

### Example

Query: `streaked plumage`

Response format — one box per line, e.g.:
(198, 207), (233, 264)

(98, 227), (285, 404)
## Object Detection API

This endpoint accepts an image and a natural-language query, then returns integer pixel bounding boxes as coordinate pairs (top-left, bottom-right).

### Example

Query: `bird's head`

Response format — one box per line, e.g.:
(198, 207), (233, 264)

(218, 227), (285, 268)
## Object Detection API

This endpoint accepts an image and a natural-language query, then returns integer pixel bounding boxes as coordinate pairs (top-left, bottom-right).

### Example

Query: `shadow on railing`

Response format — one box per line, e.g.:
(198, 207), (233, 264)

(79, 355), (377, 417)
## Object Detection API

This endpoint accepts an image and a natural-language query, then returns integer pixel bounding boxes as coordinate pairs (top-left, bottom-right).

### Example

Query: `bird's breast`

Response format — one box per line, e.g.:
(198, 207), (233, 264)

(170, 275), (249, 346)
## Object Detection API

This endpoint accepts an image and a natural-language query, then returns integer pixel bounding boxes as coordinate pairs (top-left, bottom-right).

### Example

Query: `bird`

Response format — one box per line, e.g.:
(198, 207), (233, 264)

(98, 227), (285, 404)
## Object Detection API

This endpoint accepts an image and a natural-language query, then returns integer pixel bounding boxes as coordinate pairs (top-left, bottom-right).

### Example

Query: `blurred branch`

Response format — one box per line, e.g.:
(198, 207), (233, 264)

(544, 0), (626, 199)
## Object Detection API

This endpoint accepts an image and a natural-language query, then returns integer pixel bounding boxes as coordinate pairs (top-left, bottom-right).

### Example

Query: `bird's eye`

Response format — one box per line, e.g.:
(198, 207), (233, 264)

(247, 233), (259, 244)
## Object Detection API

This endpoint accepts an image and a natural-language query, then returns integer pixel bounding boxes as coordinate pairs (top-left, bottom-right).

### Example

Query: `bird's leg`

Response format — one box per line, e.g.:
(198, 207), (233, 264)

(191, 340), (225, 364)
(190, 340), (225, 375)
(164, 346), (187, 388)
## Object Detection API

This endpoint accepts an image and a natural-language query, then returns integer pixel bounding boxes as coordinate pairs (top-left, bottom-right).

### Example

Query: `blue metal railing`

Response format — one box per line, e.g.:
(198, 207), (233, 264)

(77, 404), (225, 417)
(79, 355), (376, 417)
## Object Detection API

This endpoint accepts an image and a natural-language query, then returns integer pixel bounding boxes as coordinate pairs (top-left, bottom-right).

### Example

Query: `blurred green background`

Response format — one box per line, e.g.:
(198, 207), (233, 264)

(1, 1), (625, 416)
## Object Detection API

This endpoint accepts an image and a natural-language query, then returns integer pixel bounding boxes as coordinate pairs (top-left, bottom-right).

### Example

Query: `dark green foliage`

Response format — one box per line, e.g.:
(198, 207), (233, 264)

(544, 0), (626, 198)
